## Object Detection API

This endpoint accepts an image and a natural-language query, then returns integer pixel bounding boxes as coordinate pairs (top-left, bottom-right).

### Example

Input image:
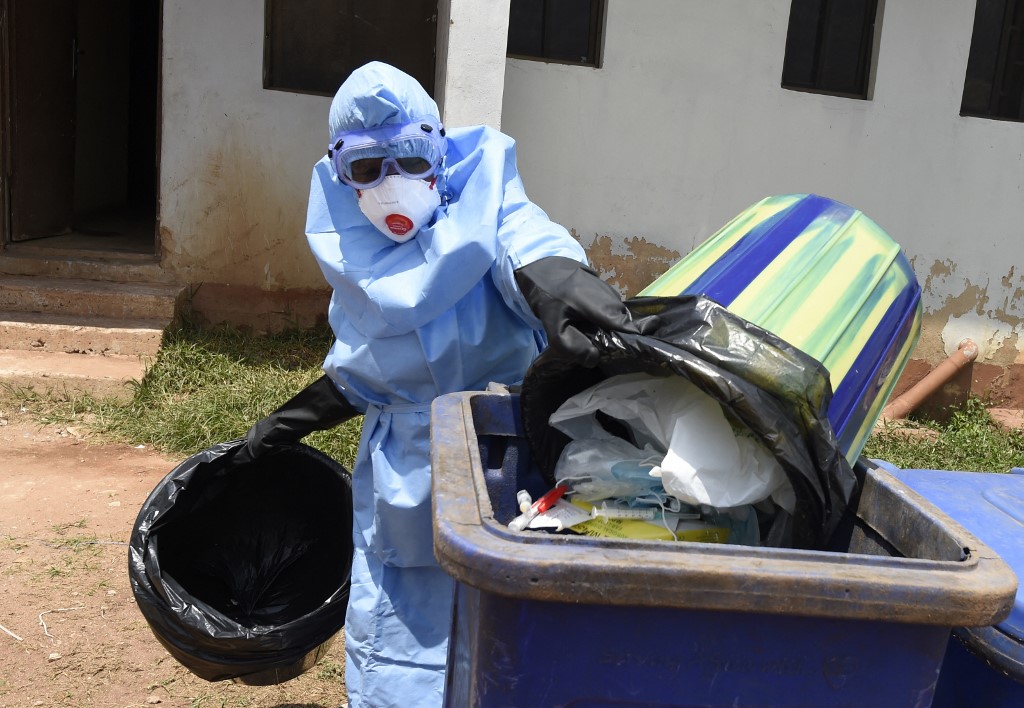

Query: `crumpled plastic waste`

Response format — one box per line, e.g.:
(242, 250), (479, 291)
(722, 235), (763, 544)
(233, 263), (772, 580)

(549, 372), (795, 512)
(514, 371), (799, 546)
(519, 295), (859, 550)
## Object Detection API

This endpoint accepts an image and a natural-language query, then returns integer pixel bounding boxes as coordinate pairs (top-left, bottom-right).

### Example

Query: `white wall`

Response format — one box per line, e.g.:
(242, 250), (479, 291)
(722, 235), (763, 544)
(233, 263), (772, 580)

(160, 0), (330, 291)
(436, 0), (511, 130)
(501, 0), (1024, 365)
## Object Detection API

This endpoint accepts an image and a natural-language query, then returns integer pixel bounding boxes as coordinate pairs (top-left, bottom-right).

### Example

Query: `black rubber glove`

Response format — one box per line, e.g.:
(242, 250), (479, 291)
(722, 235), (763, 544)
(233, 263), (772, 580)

(233, 374), (359, 464)
(515, 256), (638, 367)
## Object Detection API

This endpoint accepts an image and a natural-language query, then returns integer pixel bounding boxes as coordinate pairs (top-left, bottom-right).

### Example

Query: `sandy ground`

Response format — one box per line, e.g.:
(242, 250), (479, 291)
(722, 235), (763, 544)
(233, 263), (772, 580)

(0, 411), (347, 708)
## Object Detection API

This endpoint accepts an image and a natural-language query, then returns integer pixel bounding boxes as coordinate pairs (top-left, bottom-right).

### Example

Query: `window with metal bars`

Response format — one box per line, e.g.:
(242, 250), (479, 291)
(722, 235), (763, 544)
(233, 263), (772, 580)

(507, 0), (605, 67)
(781, 0), (880, 99)
(961, 0), (1024, 121)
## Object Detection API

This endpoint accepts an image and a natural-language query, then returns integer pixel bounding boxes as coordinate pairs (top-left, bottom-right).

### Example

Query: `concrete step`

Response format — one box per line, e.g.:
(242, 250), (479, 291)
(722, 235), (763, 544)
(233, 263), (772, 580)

(0, 311), (166, 357)
(0, 349), (147, 401)
(0, 241), (170, 284)
(0, 272), (183, 399)
(0, 275), (187, 320)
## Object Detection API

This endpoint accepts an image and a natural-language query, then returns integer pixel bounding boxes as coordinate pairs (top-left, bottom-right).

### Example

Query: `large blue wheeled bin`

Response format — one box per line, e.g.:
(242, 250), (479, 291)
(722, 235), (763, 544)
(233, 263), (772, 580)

(877, 463), (1024, 708)
(431, 391), (1016, 708)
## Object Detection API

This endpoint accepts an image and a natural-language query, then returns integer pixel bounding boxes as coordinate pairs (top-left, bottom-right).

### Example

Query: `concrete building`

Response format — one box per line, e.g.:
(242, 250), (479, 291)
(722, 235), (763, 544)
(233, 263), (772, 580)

(1, 0), (1021, 403)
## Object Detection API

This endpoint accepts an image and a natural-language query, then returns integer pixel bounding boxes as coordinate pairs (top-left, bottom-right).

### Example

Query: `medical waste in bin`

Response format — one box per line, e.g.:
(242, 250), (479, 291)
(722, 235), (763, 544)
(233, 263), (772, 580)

(520, 295), (856, 550)
(431, 391), (1016, 707)
(519, 194), (920, 551)
(129, 440), (354, 685)
(878, 464), (1024, 708)
(640, 193), (922, 464)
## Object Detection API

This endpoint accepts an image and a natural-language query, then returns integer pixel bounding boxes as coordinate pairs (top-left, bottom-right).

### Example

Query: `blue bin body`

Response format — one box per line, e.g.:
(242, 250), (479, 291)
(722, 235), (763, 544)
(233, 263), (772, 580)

(430, 392), (1016, 708)
(879, 464), (1024, 708)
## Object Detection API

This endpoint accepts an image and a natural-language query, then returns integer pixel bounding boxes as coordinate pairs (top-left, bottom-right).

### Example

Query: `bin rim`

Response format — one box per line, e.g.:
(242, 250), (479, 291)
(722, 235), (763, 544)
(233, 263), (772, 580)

(431, 391), (1016, 626)
(882, 465), (1024, 679)
(953, 624), (1024, 681)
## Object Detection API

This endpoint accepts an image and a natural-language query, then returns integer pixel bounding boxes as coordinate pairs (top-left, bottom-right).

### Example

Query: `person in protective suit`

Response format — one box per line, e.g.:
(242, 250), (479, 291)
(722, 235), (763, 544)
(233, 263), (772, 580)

(239, 61), (637, 706)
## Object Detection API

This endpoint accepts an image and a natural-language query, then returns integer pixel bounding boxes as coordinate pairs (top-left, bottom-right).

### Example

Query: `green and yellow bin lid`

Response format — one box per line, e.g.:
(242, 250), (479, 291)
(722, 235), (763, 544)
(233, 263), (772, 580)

(640, 194), (922, 463)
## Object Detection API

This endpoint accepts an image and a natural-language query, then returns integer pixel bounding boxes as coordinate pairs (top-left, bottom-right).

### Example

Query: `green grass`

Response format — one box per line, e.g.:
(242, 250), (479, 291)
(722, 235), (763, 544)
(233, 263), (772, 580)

(314, 657), (345, 682)
(863, 396), (1024, 473)
(0, 321), (362, 470)
(2, 321), (1022, 475)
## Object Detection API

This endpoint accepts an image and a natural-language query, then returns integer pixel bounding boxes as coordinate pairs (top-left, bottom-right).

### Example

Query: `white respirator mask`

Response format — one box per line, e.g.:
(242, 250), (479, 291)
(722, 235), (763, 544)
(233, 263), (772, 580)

(357, 175), (441, 243)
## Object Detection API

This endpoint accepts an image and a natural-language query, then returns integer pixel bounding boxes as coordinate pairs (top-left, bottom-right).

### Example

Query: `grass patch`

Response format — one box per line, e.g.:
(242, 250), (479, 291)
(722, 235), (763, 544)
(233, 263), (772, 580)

(1, 322), (362, 470)
(863, 397), (1024, 473)
(2, 536), (29, 553)
(50, 535), (101, 552)
(52, 519), (88, 535)
(314, 657), (345, 682)
(2, 321), (1022, 476)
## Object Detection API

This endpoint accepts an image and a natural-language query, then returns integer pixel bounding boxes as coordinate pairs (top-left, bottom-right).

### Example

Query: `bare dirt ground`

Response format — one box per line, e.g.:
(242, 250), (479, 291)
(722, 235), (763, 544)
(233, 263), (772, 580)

(0, 410), (347, 708)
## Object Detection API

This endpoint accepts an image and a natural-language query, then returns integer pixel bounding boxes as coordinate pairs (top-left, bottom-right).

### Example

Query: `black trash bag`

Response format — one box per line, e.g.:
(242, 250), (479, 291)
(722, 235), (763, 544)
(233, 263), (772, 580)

(520, 295), (859, 550)
(128, 439), (354, 685)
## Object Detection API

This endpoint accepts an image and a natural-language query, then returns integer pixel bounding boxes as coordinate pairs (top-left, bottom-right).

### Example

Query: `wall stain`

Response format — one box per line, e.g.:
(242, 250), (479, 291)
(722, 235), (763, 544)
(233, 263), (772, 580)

(581, 232), (681, 297)
(1002, 266), (1017, 288)
(929, 259), (955, 277)
(918, 258), (1024, 365)
(923, 262), (1022, 320)
(919, 258), (956, 301)
(960, 283), (989, 316)
(204, 150), (224, 185)
(161, 134), (315, 290)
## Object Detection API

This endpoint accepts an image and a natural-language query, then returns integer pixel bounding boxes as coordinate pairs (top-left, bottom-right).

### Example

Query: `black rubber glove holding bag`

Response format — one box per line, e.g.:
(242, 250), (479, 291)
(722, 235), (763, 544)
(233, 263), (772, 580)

(234, 374), (359, 464)
(515, 256), (639, 367)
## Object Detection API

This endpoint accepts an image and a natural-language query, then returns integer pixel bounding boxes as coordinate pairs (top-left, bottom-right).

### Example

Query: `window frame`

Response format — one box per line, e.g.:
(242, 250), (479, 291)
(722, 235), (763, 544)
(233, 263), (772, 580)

(780, 0), (882, 101)
(960, 0), (1024, 122)
(506, 0), (607, 69)
(262, 0), (438, 98)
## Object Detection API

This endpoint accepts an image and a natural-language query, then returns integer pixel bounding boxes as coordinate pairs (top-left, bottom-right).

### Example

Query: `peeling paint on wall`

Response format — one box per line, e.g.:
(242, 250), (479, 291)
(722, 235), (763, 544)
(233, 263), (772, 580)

(914, 257), (1024, 365)
(917, 258), (1024, 320)
(581, 232), (681, 297)
(941, 315), (1009, 359)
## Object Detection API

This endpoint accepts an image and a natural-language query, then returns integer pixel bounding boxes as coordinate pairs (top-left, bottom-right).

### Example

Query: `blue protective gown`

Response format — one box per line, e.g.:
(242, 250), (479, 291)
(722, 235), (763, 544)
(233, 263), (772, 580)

(305, 62), (586, 707)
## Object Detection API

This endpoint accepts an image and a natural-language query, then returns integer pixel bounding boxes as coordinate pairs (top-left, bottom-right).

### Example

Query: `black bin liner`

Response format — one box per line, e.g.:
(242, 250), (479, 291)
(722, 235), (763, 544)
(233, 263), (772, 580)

(520, 295), (859, 550)
(128, 440), (354, 685)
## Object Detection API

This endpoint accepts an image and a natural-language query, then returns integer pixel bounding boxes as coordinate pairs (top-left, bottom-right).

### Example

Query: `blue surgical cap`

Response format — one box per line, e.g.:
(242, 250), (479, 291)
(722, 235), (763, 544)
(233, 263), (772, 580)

(328, 62), (441, 138)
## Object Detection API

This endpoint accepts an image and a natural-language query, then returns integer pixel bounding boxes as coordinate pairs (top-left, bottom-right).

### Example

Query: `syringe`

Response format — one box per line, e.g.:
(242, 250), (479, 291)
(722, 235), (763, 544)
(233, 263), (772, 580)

(516, 490), (533, 513)
(590, 502), (657, 521)
(508, 485), (568, 531)
(590, 502), (701, 524)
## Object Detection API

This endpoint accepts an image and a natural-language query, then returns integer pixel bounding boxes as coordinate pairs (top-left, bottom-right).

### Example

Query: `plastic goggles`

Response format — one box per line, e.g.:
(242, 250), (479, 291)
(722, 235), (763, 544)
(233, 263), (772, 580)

(329, 118), (447, 189)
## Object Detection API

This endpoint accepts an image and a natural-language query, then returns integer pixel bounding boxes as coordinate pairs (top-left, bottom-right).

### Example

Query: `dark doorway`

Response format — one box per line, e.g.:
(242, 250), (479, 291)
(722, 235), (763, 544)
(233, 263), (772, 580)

(4, 0), (160, 254)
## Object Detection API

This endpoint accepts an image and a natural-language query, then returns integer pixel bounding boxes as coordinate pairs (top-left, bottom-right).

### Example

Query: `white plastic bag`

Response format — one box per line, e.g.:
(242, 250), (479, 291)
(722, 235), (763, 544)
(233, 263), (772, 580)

(553, 436), (664, 502)
(548, 372), (794, 512)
